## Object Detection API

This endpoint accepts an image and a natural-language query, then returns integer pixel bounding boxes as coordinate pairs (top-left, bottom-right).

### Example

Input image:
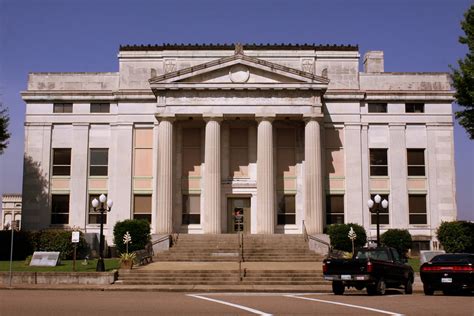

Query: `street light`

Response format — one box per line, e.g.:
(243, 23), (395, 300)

(368, 194), (388, 246)
(91, 194), (113, 272)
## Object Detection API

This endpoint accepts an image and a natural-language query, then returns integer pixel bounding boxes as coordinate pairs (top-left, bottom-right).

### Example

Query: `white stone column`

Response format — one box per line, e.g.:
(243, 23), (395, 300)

(156, 117), (174, 234)
(151, 122), (159, 234)
(203, 116), (222, 234)
(304, 116), (323, 234)
(256, 117), (275, 234)
(344, 123), (363, 224)
(70, 123), (89, 229)
(389, 123), (408, 228)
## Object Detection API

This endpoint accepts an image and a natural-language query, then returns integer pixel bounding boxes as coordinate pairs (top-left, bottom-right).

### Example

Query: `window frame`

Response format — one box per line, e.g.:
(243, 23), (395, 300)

(408, 194), (427, 225)
(405, 103), (425, 113)
(88, 194), (108, 224)
(51, 194), (70, 225)
(133, 194), (152, 223)
(325, 194), (345, 225)
(277, 194), (296, 225)
(90, 103), (110, 113)
(53, 103), (73, 113)
(368, 103), (388, 113)
(370, 194), (390, 225)
(407, 149), (425, 176)
(182, 194), (201, 225)
(89, 148), (109, 176)
(370, 148), (388, 176)
(52, 148), (72, 176)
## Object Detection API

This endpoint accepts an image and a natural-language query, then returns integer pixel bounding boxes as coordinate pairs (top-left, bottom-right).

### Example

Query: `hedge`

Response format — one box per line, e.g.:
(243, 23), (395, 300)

(380, 229), (412, 257)
(0, 230), (33, 260)
(326, 223), (367, 252)
(113, 219), (151, 254)
(437, 221), (474, 253)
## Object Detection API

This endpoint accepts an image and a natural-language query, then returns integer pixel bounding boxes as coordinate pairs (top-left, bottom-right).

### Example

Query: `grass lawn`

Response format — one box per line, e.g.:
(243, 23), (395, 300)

(408, 258), (420, 273)
(0, 258), (120, 272)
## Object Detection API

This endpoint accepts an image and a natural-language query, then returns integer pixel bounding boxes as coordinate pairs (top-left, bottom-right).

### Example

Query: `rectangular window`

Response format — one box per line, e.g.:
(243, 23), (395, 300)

(88, 194), (107, 224)
(51, 195), (69, 224)
(277, 194), (296, 225)
(405, 103), (424, 113)
(368, 103), (387, 113)
(326, 195), (344, 225)
(53, 103), (73, 113)
(409, 195), (427, 224)
(89, 148), (108, 176)
(370, 194), (389, 225)
(90, 103), (110, 113)
(407, 149), (425, 176)
(182, 195), (200, 225)
(52, 148), (71, 176)
(370, 149), (388, 176)
(133, 195), (152, 223)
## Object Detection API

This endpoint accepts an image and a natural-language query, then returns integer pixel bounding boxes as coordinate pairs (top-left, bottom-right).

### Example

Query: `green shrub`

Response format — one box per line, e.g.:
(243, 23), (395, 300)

(0, 230), (33, 260)
(381, 229), (412, 257)
(437, 221), (474, 253)
(113, 219), (151, 254)
(31, 230), (89, 260)
(326, 223), (367, 252)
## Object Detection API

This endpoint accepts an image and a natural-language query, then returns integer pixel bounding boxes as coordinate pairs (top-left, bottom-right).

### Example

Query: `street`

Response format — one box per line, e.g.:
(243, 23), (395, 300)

(0, 290), (472, 315)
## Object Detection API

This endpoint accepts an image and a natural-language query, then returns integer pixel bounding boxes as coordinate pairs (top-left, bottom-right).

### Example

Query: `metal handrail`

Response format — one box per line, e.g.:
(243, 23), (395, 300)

(152, 235), (171, 246)
(302, 220), (333, 255)
(302, 220), (309, 242)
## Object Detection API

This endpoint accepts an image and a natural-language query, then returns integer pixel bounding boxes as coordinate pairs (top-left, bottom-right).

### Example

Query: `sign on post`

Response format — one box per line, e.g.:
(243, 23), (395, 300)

(71, 231), (80, 272)
(71, 231), (80, 243)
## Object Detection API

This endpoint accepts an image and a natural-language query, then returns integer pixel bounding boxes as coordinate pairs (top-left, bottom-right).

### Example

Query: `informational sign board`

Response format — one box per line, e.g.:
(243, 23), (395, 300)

(71, 231), (80, 243)
(29, 251), (60, 267)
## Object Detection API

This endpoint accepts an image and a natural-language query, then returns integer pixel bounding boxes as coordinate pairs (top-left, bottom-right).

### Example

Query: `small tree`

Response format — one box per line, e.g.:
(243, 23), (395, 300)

(327, 223), (367, 252)
(451, 4), (474, 139)
(437, 221), (474, 253)
(380, 229), (412, 258)
(0, 102), (10, 154)
(113, 219), (151, 254)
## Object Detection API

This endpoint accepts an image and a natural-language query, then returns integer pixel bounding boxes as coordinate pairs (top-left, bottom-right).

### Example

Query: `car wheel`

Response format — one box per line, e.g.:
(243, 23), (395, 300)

(423, 284), (434, 296)
(332, 281), (345, 295)
(404, 277), (413, 295)
(376, 278), (386, 295)
(355, 284), (365, 291)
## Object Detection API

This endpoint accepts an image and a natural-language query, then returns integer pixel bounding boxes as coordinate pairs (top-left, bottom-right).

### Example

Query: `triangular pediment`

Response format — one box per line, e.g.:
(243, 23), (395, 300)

(149, 53), (329, 91)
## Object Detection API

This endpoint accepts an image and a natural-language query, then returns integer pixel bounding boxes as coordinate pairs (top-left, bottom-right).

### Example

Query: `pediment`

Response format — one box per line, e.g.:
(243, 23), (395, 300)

(149, 53), (329, 91)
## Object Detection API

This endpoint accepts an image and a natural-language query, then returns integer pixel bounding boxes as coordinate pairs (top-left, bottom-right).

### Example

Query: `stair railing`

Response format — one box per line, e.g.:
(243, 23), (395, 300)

(302, 220), (333, 257)
(238, 231), (243, 281)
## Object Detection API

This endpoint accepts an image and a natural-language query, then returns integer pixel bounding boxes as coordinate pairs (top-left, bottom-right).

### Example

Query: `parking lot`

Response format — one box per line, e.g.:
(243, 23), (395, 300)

(1, 290), (472, 315)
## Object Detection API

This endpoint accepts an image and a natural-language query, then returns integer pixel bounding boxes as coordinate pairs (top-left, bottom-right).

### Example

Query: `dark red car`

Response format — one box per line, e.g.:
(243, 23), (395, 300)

(420, 253), (474, 295)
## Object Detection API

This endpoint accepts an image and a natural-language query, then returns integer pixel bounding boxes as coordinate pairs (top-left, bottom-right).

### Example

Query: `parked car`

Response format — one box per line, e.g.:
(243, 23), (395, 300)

(323, 247), (414, 295)
(420, 253), (474, 295)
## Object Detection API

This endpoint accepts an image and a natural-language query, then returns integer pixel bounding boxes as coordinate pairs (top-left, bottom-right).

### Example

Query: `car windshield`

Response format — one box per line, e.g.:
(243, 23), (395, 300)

(355, 249), (389, 261)
(430, 254), (474, 264)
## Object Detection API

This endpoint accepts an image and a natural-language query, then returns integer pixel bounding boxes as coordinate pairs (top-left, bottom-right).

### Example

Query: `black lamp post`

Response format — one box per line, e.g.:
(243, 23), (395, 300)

(91, 194), (113, 272)
(368, 194), (388, 246)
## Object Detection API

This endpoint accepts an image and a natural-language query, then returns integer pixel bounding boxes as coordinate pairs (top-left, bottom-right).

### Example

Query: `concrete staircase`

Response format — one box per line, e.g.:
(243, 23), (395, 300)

(115, 234), (327, 288)
(154, 234), (323, 262)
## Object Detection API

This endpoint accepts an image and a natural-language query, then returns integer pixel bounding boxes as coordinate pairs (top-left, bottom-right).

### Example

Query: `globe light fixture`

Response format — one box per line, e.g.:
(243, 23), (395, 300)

(368, 195), (389, 246)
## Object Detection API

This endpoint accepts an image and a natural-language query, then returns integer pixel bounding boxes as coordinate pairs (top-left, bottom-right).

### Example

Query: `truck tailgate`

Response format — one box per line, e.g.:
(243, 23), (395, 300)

(325, 259), (368, 275)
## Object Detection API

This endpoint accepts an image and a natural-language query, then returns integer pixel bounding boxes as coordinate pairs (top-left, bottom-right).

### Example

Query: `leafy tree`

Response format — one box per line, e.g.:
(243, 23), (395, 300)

(451, 5), (474, 139)
(437, 221), (474, 253)
(380, 229), (412, 258)
(326, 223), (367, 252)
(113, 219), (151, 254)
(0, 102), (10, 154)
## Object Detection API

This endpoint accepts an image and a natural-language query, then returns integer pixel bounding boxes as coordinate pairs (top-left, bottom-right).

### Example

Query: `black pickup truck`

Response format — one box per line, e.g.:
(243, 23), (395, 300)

(323, 247), (414, 295)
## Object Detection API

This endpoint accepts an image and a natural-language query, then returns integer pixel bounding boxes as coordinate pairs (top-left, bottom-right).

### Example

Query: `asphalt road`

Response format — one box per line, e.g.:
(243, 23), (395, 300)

(0, 290), (472, 316)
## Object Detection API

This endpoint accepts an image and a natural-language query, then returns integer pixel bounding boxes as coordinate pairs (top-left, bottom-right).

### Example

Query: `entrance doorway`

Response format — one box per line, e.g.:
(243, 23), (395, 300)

(227, 197), (251, 233)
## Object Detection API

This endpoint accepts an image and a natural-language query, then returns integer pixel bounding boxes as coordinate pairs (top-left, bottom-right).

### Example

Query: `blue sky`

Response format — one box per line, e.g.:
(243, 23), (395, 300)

(0, 0), (472, 220)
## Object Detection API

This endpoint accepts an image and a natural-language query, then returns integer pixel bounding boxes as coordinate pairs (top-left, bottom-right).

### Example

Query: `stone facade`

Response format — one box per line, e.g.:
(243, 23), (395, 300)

(20, 44), (456, 249)
(1, 194), (22, 230)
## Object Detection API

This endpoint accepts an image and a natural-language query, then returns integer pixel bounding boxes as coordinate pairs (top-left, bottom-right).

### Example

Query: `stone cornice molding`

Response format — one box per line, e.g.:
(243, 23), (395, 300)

(303, 113), (324, 123)
(155, 114), (175, 122)
(203, 114), (224, 122)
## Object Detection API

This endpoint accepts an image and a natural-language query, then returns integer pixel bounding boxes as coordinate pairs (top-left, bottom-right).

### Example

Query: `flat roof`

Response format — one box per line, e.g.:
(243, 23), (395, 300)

(119, 43), (359, 51)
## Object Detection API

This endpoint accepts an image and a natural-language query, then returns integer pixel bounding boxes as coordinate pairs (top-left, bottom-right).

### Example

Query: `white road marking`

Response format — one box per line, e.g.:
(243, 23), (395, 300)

(191, 292), (331, 296)
(187, 294), (273, 316)
(285, 294), (405, 316)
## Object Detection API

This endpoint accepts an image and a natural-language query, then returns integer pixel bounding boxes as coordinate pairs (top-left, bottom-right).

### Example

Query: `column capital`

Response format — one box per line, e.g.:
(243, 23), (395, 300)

(255, 114), (276, 123)
(303, 113), (323, 123)
(203, 113), (223, 122)
(155, 114), (175, 122)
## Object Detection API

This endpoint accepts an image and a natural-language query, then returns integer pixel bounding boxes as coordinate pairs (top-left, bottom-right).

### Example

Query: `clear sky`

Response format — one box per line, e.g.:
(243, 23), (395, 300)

(0, 0), (472, 220)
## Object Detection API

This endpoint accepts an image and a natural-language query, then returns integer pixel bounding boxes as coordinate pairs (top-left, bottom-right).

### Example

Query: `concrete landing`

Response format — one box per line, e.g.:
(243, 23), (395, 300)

(137, 261), (322, 271)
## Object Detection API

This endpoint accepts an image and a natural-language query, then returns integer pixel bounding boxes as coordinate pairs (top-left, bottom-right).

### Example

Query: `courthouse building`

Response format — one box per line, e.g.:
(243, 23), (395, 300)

(21, 44), (456, 249)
